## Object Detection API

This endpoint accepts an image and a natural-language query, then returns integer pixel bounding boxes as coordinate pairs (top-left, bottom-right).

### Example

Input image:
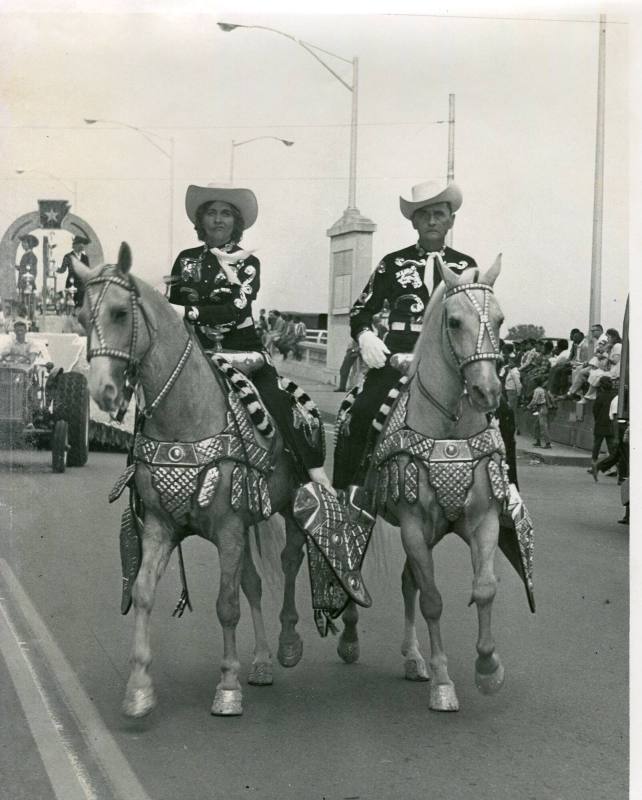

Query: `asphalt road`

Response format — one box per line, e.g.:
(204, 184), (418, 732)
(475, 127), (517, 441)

(0, 441), (628, 800)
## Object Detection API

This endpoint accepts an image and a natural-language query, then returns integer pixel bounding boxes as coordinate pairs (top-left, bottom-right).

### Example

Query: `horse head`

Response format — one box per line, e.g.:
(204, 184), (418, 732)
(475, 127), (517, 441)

(433, 254), (504, 414)
(72, 242), (158, 416)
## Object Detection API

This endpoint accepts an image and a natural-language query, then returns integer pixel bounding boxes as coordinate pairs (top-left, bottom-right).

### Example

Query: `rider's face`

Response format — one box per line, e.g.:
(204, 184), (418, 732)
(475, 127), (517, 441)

(201, 201), (235, 247)
(412, 202), (454, 250)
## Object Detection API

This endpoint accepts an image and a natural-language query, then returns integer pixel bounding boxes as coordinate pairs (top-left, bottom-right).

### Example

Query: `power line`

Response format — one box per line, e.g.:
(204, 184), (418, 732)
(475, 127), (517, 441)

(0, 120), (447, 131)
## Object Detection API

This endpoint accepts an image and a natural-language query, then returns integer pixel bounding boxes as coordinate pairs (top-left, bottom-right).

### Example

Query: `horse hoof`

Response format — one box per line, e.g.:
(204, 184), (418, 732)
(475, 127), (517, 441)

(122, 687), (156, 718)
(404, 656), (430, 682)
(211, 688), (243, 716)
(248, 662), (273, 686)
(277, 638), (303, 668)
(337, 638), (360, 664)
(429, 683), (459, 712)
(475, 659), (505, 695)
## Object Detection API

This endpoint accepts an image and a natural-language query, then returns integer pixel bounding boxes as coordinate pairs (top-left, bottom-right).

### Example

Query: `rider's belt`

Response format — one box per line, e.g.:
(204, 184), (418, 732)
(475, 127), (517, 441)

(390, 322), (422, 333)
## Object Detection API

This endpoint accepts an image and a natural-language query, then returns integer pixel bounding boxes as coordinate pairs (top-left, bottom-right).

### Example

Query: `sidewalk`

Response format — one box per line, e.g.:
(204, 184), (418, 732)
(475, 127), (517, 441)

(276, 357), (592, 468)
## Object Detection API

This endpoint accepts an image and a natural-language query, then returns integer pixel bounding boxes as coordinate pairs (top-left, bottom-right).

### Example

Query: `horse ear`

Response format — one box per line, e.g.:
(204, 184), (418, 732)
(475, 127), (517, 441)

(70, 255), (93, 286)
(436, 253), (459, 290)
(481, 253), (502, 286)
(117, 242), (132, 274)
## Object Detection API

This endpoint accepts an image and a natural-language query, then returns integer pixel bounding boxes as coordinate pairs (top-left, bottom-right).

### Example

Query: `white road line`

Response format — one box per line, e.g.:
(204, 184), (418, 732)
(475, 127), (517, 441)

(0, 559), (153, 800)
(0, 598), (94, 800)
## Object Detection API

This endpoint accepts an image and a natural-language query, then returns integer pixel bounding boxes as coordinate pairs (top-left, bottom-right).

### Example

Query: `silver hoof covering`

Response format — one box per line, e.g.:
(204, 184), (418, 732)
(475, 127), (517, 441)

(429, 683), (460, 712)
(211, 688), (243, 716)
(247, 662), (274, 686)
(122, 687), (157, 718)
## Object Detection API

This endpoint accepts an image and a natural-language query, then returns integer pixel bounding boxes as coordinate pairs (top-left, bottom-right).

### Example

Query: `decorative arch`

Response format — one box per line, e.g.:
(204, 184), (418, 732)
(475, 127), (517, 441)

(0, 208), (104, 303)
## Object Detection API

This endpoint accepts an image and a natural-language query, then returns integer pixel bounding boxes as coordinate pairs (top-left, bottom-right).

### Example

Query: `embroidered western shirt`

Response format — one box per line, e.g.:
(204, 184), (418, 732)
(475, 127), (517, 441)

(349, 243), (477, 354)
(169, 243), (261, 349)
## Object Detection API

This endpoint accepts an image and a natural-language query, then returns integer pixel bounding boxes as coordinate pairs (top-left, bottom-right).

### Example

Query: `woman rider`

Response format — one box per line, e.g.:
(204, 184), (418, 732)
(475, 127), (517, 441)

(168, 183), (334, 494)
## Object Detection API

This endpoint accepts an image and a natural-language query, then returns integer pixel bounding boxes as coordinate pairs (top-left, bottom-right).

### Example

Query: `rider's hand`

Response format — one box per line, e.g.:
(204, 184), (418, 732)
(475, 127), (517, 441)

(358, 329), (390, 369)
(179, 287), (200, 303)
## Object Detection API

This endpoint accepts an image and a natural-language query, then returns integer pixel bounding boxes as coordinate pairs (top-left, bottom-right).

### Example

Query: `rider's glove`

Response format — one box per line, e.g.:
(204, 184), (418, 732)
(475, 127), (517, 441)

(187, 306), (199, 321)
(358, 329), (390, 369)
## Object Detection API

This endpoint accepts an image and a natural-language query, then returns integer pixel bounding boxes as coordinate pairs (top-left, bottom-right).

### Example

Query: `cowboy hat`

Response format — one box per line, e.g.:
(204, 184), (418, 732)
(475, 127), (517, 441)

(399, 180), (462, 219)
(185, 184), (258, 229)
(72, 235), (90, 246)
(19, 234), (39, 249)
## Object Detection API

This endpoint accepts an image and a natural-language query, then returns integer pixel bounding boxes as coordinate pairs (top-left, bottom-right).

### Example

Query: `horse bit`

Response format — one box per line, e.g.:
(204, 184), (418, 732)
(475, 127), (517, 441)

(85, 272), (192, 421)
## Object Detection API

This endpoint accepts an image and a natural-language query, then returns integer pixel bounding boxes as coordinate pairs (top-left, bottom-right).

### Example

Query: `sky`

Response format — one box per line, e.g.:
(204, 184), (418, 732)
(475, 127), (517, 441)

(0, 1), (635, 341)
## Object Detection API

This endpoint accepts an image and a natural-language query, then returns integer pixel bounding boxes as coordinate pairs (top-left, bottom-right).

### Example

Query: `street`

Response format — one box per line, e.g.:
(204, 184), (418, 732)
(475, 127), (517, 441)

(0, 435), (628, 800)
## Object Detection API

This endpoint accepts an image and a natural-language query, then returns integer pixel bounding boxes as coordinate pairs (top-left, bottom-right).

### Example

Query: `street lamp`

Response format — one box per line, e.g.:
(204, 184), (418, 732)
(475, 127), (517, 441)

(15, 168), (78, 209)
(230, 136), (294, 183)
(218, 22), (359, 213)
(83, 118), (175, 263)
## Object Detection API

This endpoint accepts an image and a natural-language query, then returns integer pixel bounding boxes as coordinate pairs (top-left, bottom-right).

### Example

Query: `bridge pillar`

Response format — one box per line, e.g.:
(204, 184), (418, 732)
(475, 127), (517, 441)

(325, 209), (376, 384)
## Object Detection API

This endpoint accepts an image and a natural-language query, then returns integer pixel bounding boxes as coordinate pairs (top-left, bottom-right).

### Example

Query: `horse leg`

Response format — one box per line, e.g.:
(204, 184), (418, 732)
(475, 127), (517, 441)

(337, 601), (360, 664)
(123, 515), (173, 718)
(241, 542), (273, 686)
(469, 511), (504, 695)
(211, 526), (245, 716)
(400, 518), (459, 711)
(400, 557), (429, 681)
(277, 513), (305, 668)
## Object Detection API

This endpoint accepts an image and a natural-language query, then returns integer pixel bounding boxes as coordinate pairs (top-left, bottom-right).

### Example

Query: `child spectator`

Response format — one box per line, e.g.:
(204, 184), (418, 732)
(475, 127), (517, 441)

(527, 376), (552, 449)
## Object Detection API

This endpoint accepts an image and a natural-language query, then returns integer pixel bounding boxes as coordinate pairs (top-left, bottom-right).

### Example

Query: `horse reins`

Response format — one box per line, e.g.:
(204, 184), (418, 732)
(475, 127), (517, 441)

(85, 271), (192, 421)
(415, 279), (501, 422)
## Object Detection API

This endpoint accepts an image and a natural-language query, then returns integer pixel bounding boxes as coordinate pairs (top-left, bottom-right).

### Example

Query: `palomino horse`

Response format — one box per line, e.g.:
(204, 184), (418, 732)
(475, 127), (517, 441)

(72, 244), (311, 718)
(337, 254), (516, 711)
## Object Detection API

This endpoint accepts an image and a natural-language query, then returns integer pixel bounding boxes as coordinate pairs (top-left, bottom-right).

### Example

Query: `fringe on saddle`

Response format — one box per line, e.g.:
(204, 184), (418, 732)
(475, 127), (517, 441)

(210, 352), (274, 438)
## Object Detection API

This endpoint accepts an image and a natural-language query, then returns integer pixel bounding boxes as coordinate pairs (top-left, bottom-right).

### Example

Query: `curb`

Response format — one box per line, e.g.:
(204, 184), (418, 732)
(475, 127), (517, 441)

(517, 447), (591, 467)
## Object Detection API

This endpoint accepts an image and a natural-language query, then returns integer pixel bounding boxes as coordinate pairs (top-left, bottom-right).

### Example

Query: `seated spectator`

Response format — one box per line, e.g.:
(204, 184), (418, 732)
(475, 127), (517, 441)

(549, 329), (587, 396)
(580, 328), (622, 401)
(0, 318), (41, 364)
(292, 316), (307, 361)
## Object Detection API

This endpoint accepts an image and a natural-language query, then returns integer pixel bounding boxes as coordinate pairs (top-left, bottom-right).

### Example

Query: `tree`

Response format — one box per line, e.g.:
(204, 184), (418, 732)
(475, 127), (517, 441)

(506, 324), (545, 341)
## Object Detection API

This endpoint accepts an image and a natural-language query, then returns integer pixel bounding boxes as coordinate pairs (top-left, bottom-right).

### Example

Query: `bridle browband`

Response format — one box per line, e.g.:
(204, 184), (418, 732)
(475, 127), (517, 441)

(415, 279), (501, 422)
(85, 270), (192, 420)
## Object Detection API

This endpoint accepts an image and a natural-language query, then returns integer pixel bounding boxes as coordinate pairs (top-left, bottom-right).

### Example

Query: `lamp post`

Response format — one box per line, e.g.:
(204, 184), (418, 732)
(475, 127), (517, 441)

(83, 118), (175, 263)
(15, 168), (78, 209)
(230, 136), (294, 183)
(218, 22), (359, 213)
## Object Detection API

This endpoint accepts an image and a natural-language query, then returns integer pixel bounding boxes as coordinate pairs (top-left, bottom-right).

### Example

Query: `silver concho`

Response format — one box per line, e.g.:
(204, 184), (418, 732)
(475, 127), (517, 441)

(168, 445), (185, 462)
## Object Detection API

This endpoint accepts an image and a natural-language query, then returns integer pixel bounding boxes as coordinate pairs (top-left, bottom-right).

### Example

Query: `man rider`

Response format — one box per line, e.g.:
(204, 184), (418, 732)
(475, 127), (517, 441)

(333, 180), (478, 489)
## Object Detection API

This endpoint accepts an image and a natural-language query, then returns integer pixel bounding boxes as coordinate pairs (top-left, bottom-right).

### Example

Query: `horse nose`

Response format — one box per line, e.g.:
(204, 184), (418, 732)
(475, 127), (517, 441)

(469, 381), (501, 411)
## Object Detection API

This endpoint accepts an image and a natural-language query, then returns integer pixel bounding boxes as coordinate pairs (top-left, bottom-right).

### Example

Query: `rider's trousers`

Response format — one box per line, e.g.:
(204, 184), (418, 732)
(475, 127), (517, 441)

(252, 361), (324, 475)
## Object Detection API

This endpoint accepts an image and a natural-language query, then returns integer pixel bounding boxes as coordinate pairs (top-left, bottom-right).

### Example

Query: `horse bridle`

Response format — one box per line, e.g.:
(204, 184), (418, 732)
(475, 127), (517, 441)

(416, 279), (501, 422)
(85, 270), (192, 421)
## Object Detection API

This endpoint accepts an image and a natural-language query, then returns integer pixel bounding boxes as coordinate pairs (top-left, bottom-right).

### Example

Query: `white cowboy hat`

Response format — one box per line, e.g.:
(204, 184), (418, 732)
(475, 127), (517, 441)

(185, 184), (258, 229)
(399, 180), (463, 219)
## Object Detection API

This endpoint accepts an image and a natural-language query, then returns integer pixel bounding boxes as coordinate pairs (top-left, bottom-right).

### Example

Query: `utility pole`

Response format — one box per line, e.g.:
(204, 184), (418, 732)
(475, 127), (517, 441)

(589, 14), (606, 331)
(446, 93), (455, 246)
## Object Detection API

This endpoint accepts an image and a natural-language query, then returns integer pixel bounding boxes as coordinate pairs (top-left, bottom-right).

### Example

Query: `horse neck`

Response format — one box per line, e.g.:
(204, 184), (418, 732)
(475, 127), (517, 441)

(406, 298), (488, 440)
(136, 297), (227, 441)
